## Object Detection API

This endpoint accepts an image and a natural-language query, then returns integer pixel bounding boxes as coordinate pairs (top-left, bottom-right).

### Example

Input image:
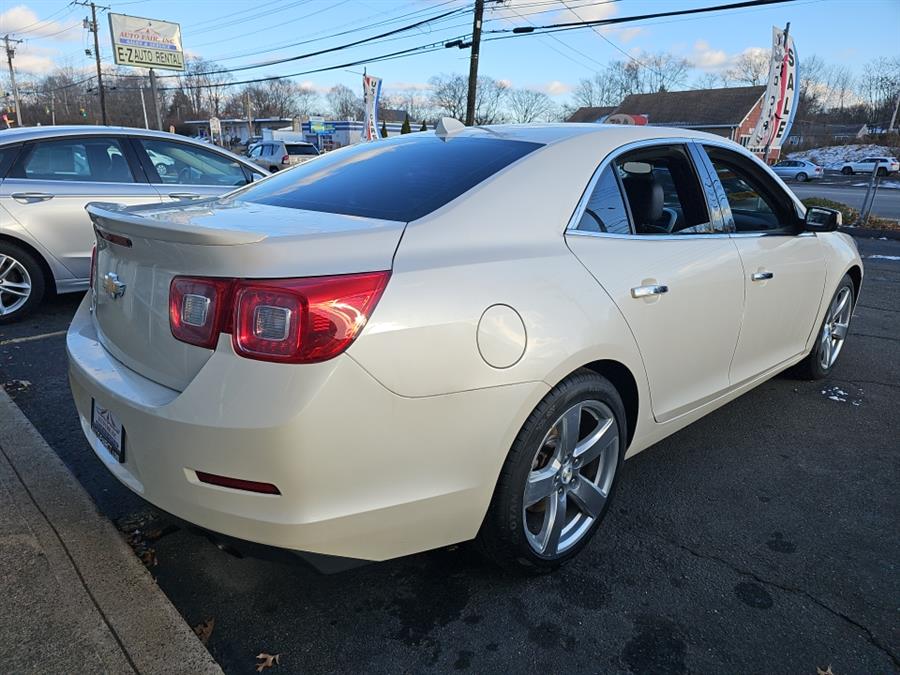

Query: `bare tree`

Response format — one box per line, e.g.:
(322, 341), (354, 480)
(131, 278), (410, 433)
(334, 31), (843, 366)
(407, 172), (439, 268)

(640, 52), (691, 92)
(428, 73), (469, 120)
(507, 88), (555, 123)
(725, 50), (770, 86)
(177, 57), (232, 118)
(693, 72), (728, 90)
(326, 84), (363, 120)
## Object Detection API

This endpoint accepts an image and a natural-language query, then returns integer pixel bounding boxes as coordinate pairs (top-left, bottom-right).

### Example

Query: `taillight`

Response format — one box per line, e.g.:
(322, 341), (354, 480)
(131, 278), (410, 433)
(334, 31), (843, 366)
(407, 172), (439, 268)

(282, 154), (290, 163)
(168, 271), (389, 363)
(89, 245), (97, 289)
(233, 271), (390, 363)
(169, 277), (234, 349)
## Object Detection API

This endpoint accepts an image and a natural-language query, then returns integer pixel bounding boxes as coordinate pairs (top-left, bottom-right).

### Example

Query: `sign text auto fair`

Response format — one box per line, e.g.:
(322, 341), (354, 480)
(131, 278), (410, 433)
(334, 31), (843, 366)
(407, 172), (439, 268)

(108, 13), (185, 71)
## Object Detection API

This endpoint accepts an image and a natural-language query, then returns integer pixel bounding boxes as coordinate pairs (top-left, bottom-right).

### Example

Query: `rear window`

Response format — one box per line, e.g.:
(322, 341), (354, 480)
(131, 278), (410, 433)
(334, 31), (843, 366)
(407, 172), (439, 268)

(237, 135), (543, 222)
(286, 144), (318, 156)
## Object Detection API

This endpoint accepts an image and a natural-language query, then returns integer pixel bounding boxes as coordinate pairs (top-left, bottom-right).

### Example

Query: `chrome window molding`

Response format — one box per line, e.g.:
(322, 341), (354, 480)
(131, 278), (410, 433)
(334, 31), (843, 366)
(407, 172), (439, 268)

(565, 135), (808, 241)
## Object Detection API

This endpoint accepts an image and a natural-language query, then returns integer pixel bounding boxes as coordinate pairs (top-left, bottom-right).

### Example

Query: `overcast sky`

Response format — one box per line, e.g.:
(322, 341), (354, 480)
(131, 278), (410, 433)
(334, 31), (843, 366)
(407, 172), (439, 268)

(2, 0), (898, 99)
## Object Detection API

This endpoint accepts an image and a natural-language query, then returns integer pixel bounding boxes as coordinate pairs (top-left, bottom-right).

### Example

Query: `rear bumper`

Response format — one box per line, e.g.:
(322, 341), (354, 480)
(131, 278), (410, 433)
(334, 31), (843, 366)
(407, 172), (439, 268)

(67, 295), (544, 561)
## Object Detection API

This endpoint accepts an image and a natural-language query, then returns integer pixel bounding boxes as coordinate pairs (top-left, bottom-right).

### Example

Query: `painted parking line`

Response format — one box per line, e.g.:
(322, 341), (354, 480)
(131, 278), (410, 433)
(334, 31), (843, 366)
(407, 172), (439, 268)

(0, 330), (67, 347)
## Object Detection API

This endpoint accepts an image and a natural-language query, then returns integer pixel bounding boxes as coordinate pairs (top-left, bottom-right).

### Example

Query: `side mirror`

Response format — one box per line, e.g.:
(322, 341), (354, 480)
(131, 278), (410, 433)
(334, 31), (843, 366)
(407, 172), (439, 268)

(805, 206), (842, 232)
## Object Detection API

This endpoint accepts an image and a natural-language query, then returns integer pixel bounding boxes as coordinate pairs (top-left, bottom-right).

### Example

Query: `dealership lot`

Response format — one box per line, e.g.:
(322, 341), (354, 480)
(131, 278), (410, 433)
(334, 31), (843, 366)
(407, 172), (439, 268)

(0, 236), (897, 674)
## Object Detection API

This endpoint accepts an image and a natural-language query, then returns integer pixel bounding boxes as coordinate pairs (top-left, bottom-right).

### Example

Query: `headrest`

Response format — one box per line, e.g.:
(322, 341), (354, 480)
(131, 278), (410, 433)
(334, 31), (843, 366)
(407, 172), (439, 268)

(622, 173), (664, 228)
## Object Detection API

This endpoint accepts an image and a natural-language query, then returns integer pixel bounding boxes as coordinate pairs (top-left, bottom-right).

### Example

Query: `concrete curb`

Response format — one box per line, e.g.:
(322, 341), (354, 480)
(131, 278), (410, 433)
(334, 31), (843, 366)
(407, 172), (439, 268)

(0, 386), (222, 675)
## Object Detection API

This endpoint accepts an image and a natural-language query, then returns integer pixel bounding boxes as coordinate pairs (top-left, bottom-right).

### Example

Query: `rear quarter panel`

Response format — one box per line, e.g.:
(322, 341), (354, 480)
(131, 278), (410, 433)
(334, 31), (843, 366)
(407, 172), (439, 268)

(347, 135), (653, 440)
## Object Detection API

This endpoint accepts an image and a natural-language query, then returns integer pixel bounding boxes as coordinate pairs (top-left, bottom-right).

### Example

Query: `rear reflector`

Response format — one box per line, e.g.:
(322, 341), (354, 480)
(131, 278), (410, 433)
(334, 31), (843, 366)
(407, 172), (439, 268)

(196, 471), (281, 495)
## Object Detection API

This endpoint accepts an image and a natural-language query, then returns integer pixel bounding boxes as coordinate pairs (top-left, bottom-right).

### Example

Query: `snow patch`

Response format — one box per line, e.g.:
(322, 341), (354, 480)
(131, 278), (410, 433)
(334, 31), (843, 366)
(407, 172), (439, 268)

(820, 385), (863, 406)
(864, 255), (900, 261)
(787, 144), (896, 169)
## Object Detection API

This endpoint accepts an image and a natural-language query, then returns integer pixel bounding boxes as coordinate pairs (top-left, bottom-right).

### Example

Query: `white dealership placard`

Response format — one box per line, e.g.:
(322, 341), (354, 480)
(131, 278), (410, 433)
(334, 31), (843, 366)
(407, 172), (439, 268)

(748, 25), (798, 154)
(108, 13), (185, 71)
(362, 74), (383, 141)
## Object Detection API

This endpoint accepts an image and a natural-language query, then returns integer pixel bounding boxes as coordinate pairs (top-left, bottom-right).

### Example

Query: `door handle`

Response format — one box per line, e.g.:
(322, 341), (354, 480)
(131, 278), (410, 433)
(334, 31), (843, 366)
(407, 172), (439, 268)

(751, 271), (774, 281)
(11, 192), (54, 202)
(168, 192), (201, 200)
(631, 284), (669, 298)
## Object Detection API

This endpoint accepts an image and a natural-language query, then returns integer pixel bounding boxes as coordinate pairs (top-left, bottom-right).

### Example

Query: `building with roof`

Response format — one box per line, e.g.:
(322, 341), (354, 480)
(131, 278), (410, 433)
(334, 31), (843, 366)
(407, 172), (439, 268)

(565, 106), (617, 124)
(568, 86), (793, 160)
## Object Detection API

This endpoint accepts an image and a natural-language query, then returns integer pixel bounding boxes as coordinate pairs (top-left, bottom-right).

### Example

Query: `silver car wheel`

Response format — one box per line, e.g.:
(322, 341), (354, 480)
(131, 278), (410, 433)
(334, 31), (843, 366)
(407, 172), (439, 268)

(523, 399), (619, 557)
(819, 286), (852, 370)
(0, 254), (32, 316)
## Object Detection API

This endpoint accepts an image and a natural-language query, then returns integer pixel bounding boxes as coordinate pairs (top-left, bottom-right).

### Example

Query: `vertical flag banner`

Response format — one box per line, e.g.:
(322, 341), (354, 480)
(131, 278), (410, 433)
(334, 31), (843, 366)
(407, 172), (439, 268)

(363, 74), (383, 141)
(748, 25), (799, 155)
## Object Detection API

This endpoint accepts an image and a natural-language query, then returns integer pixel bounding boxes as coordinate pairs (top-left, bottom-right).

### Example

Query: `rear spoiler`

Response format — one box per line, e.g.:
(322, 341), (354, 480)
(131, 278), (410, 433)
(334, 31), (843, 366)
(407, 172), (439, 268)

(86, 202), (266, 246)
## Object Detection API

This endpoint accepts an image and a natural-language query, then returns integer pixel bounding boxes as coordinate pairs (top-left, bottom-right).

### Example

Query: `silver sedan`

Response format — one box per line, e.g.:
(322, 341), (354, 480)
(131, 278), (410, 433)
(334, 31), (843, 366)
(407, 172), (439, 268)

(0, 126), (268, 322)
(771, 158), (823, 182)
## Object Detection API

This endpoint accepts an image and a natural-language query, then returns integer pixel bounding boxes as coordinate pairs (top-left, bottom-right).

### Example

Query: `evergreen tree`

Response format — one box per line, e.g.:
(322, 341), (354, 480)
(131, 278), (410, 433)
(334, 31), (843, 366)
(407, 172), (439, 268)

(401, 115), (412, 134)
(380, 119), (388, 138)
(419, 120), (427, 132)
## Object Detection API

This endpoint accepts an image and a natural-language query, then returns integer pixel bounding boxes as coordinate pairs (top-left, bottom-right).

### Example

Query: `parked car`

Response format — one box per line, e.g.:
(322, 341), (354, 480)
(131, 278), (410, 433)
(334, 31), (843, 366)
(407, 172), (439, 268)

(772, 158), (823, 181)
(0, 126), (268, 322)
(247, 140), (319, 172)
(839, 156), (899, 175)
(69, 124), (862, 572)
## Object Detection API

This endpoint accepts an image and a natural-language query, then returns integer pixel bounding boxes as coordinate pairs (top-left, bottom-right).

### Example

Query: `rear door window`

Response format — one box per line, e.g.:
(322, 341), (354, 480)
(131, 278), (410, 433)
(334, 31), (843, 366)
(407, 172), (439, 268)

(14, 137), (134, 183)
(237, 135), (542, 222)
(575, 166), (631, 234)
(286, 144), (318, 156)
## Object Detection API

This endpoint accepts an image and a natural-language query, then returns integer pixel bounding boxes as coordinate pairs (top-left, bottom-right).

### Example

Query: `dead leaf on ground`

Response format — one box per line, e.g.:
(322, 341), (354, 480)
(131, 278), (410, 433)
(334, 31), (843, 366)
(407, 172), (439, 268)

(193, 618), (214, 645)
(817, 667), (835, 675)
(256, 652), (280, 672)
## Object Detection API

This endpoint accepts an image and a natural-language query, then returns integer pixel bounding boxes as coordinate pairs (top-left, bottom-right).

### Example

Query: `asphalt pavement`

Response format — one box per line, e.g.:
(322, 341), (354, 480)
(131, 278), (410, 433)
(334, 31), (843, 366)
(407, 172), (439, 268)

(783, 173), (900, 220)
(0, 236), (897, 674)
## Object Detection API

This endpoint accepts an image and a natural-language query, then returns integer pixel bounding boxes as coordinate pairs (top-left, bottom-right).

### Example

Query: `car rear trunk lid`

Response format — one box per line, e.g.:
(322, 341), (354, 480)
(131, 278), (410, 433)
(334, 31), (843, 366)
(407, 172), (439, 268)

(86, 199), (404, 391)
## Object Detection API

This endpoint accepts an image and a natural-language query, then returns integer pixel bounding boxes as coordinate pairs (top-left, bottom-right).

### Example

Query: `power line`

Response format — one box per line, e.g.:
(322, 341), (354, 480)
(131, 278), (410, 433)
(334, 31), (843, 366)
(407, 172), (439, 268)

(484, 0), (799, 36)
(145, 5), (471, 80)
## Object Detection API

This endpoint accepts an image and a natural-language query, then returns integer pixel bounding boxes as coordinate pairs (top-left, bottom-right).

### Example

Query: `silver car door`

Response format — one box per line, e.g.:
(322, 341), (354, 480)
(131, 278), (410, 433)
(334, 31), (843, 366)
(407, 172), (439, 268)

(132, 137), (254, 202)
(0, 135), (161, 280)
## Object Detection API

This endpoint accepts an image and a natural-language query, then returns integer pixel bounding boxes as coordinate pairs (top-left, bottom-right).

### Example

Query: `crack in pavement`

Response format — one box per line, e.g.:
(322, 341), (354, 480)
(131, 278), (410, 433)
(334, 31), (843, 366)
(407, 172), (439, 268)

(856, 304), (900, 314)
(675, 543), (900, 669)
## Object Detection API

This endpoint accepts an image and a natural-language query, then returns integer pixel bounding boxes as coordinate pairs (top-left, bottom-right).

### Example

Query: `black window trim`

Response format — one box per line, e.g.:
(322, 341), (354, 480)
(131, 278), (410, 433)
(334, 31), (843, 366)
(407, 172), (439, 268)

(9, 134), (147, 184)
(0, 143), (24, 179)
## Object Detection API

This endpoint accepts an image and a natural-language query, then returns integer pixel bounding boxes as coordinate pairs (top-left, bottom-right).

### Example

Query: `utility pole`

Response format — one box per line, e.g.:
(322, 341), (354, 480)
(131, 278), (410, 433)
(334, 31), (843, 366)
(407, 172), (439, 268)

(149, 69), (162, 130)
(3, 35), (24, 126)
(77, 1), (109, 125)
(464, 0), (485, 126)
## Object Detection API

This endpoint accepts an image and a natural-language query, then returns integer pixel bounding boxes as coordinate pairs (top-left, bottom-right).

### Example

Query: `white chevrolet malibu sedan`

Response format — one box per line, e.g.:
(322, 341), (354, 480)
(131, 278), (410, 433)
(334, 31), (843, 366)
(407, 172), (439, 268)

(68, 123), (862, 572)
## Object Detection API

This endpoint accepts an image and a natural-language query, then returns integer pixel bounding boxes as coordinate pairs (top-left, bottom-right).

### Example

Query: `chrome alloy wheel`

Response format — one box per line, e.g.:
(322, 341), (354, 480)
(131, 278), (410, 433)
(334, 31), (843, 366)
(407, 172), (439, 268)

(819, 285), (852, 370)
(523, 400), (619, 557)
(0, 254), (32, 317)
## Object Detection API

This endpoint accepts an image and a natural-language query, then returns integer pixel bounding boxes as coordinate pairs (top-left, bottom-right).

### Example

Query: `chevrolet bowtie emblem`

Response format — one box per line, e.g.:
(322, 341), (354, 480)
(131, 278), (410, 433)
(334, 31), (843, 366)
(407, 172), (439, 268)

(102, 272), (126, 300)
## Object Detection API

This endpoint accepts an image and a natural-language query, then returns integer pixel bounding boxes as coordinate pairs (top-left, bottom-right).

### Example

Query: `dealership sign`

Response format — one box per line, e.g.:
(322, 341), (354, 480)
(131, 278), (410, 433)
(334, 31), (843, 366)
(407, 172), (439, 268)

(748, 25), (798, 153)
(108, 13), (184, 71)
(362, 75), (383, 141)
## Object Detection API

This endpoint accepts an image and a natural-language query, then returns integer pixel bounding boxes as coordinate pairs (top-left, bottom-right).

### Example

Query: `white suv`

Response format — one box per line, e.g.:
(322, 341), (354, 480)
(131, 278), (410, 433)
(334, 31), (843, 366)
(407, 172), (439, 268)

(840, 156), (899, 176)
(247, 140), (319, 172)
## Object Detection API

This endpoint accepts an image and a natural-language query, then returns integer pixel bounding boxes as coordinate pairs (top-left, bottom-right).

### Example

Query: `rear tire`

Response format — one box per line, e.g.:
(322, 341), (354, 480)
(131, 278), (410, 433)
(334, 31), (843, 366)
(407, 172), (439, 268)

(477, 369), (626, 573)
(0, 242), (46, 324)
(795, 274), (854, 380)
(796, 172), (808, 182)
(841, 166), (853, 175)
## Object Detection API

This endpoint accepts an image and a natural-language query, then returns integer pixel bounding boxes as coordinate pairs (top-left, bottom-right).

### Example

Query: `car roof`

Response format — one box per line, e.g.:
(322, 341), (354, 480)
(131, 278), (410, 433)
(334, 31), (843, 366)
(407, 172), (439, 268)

(422, 122), (746, 148)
